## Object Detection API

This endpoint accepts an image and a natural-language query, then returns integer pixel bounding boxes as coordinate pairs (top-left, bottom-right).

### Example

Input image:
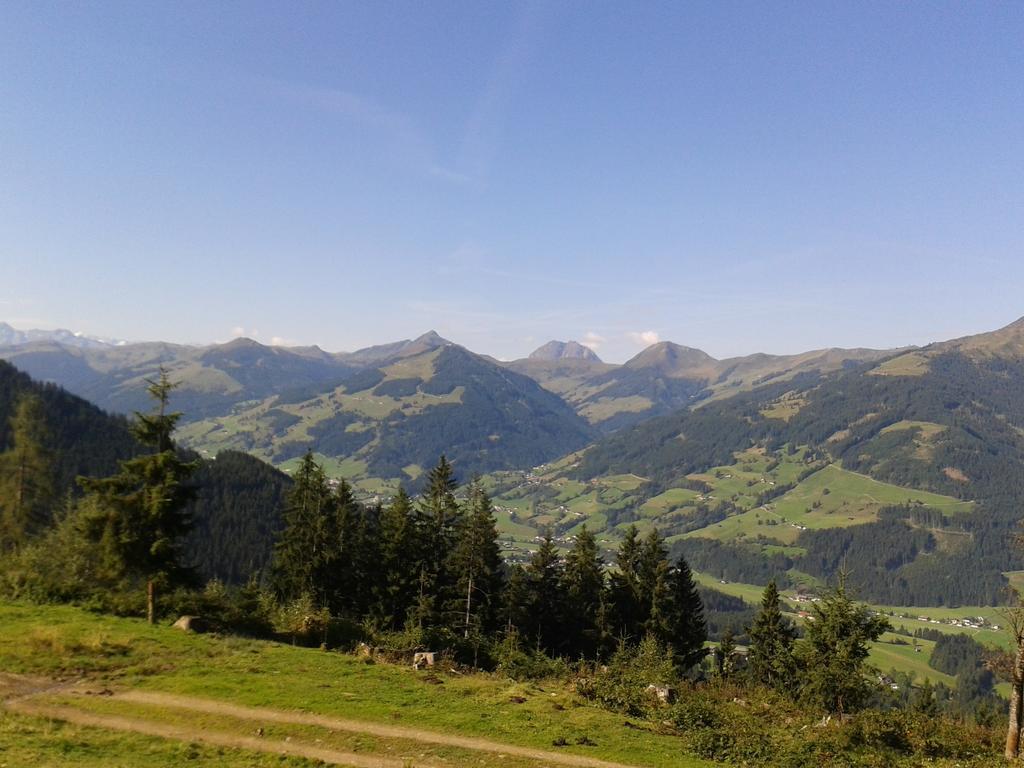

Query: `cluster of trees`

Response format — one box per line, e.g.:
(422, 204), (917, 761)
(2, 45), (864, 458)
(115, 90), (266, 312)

(271, 451), (708, 667)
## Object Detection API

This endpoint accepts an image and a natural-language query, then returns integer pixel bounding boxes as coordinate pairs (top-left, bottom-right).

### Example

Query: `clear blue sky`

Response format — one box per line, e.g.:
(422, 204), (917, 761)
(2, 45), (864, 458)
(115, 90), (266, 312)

(2, 2), (1022, 362)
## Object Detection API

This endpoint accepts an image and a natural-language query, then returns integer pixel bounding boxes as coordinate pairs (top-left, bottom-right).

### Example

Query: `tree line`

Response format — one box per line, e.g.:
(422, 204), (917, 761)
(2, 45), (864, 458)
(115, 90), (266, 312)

(271, 450), (708, 668)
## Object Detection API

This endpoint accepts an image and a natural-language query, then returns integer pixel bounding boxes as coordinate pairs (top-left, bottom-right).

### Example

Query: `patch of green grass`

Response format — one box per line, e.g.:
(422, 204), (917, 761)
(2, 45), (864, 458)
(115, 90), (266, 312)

(0, 711), (316, 767)
(0, 603), (710, 768)
(870, 353), (931, 377)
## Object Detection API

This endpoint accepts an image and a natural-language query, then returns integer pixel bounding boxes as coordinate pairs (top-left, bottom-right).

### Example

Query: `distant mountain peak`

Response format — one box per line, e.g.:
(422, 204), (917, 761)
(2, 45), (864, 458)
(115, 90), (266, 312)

(0, 321), (125, 349)
(625, 341), (717, 376)
(529, 340), (602, 363)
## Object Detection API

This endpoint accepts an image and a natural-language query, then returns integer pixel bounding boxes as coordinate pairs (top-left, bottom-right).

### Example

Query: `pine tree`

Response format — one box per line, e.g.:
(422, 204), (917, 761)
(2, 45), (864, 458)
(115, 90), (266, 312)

(666, 555), (707, 671)
(375, 488), (416, 629)
(270, 451), (335, 606)
(796, 577), (890, 714)
(609, 525), (643, 642)
(560, 525), (605, 658)
(637, 529), (670, 639)
(0, 394), (53, 552)
(524, 530), (564, 653)
(328, 478), (363, 616)
(450, 480), (504, 638)
(412, 455), (463, 629)
(747, 580), (796, 690)
(78, 368), (196, 622)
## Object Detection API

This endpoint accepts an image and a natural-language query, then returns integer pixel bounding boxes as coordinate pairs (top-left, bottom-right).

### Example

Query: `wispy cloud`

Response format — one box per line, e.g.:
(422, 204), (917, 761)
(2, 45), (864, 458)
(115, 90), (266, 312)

(455, 1), (548, 184)
(581, 331), (605, 351)
(628, 330), (660, 346)
(261, 78), (467, 183)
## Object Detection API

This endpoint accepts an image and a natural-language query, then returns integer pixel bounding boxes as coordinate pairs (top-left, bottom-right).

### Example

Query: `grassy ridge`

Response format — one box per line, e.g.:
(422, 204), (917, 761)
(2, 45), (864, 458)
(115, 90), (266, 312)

(0, 603), (710, 768)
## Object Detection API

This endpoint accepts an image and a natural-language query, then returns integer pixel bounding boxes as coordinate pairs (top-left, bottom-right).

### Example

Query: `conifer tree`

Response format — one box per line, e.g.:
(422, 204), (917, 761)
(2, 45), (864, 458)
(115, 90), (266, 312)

(412, 455), (463, 628)
(523, 530), (564, 653)
(450, 480), (504, 638)
(375, 488), (416, 629)
(0, 394), (53, 552)
(560, 525), (605, 658)
(797, 577), (890, 714)
(609, 525), (643, 641)
(666, 555), (707, 670)
(328, 478), (362, 615)
(638, 529), (671, 639)
(270, 451), (335, 606)
(78, 368), (196, 622)
(747, 580), (796, 690)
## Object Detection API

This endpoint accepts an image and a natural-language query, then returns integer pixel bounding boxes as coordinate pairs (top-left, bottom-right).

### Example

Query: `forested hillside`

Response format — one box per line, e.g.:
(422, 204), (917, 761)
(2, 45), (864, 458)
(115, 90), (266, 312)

(490, 343), (1024, 606)
(178, 344), (596, 487)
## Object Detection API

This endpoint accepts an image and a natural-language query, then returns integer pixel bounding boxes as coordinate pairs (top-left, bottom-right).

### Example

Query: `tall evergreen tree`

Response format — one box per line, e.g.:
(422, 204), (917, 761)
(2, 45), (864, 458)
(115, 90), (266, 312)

(270, 451), (335, 606)
(665, 555), (707, 670)
(747, 580), (796, 690)
(450, 480), (504, 638)
(327, 478), (363, 616)
(375, 488), (416, 629)
(638, 529), (670, 639)
(0, 394), (53, 552)
(411, 455), (462, 628)
(797, 577), (890, 714)
(523, 530), (564, 653)
(609, 525), (643, 641)
(78, 368), (196, 622)
(560, 525), (606, 658)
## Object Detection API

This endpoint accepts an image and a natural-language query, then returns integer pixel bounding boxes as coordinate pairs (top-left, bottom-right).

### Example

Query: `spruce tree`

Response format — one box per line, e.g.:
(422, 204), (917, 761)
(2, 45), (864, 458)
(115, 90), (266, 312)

(0, 394), (53, 552)
(797, 577), (890, 714)
(270, 451), (335, 606)
(524, 530), (564, 653)
(609, 525), (643, 641)
(747, 580), (796, 690)
(666, 555), (707, 670)
(412, 455), (463, 629)
(376, 488), (416, 629)
(78, 368), (196, 622)
(560, 525), (605, 658)
(450, 480), (504, 638)
(638, 529), (670, 639)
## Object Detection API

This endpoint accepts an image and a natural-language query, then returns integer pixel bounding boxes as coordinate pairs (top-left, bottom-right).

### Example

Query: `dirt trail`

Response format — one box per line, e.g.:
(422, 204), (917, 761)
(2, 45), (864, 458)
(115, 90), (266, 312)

(4, 678), (643, 768)
(115, 689), (639, 768)
(7, 698), (406, 768)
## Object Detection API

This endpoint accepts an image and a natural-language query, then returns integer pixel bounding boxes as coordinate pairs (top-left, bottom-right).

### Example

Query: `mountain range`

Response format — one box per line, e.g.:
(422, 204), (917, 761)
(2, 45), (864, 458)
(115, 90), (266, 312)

(0, 325), (900, 482)
(5, 315), (1024, 603)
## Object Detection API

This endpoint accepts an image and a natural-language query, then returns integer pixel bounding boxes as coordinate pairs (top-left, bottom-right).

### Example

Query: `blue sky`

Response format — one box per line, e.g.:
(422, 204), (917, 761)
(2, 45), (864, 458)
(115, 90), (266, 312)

(2, 1), (1022, 362)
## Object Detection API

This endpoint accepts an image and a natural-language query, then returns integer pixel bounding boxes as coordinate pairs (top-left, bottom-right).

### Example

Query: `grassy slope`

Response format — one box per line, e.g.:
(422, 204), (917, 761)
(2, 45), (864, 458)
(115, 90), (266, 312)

(0, 603), (710, 768)
(485, 446), (972, 565)
(1, 710), (318, 768)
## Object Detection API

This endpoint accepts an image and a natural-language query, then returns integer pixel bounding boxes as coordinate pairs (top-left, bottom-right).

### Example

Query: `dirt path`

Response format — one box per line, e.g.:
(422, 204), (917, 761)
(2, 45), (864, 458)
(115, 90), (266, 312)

(4, 678), (643, 768)
(7, 698), (407, 768)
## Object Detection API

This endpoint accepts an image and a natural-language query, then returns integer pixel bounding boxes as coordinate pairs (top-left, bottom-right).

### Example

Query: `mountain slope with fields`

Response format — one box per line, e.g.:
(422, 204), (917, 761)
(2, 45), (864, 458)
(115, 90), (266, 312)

(177, 343), (596, 490)
(484, 323), (1024, 606)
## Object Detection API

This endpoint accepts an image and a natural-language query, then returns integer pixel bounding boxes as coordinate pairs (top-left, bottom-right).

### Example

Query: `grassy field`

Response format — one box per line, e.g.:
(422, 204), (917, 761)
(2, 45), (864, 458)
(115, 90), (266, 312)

(486, 445), (974, 567)
(1, 709), (317, 768)
(0, 602), (711, 768)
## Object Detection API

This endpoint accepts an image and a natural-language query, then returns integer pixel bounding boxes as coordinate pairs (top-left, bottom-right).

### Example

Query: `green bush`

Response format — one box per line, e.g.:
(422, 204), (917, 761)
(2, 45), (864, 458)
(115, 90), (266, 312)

(576, 636), (677, 716)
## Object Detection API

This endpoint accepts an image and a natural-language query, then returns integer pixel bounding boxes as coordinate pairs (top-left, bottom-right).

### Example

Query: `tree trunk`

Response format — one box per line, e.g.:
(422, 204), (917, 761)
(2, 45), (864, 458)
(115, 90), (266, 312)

(464, 574), (473, 639)
(1005, 641), (1024, 759)
(147, 580), (155, 625)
